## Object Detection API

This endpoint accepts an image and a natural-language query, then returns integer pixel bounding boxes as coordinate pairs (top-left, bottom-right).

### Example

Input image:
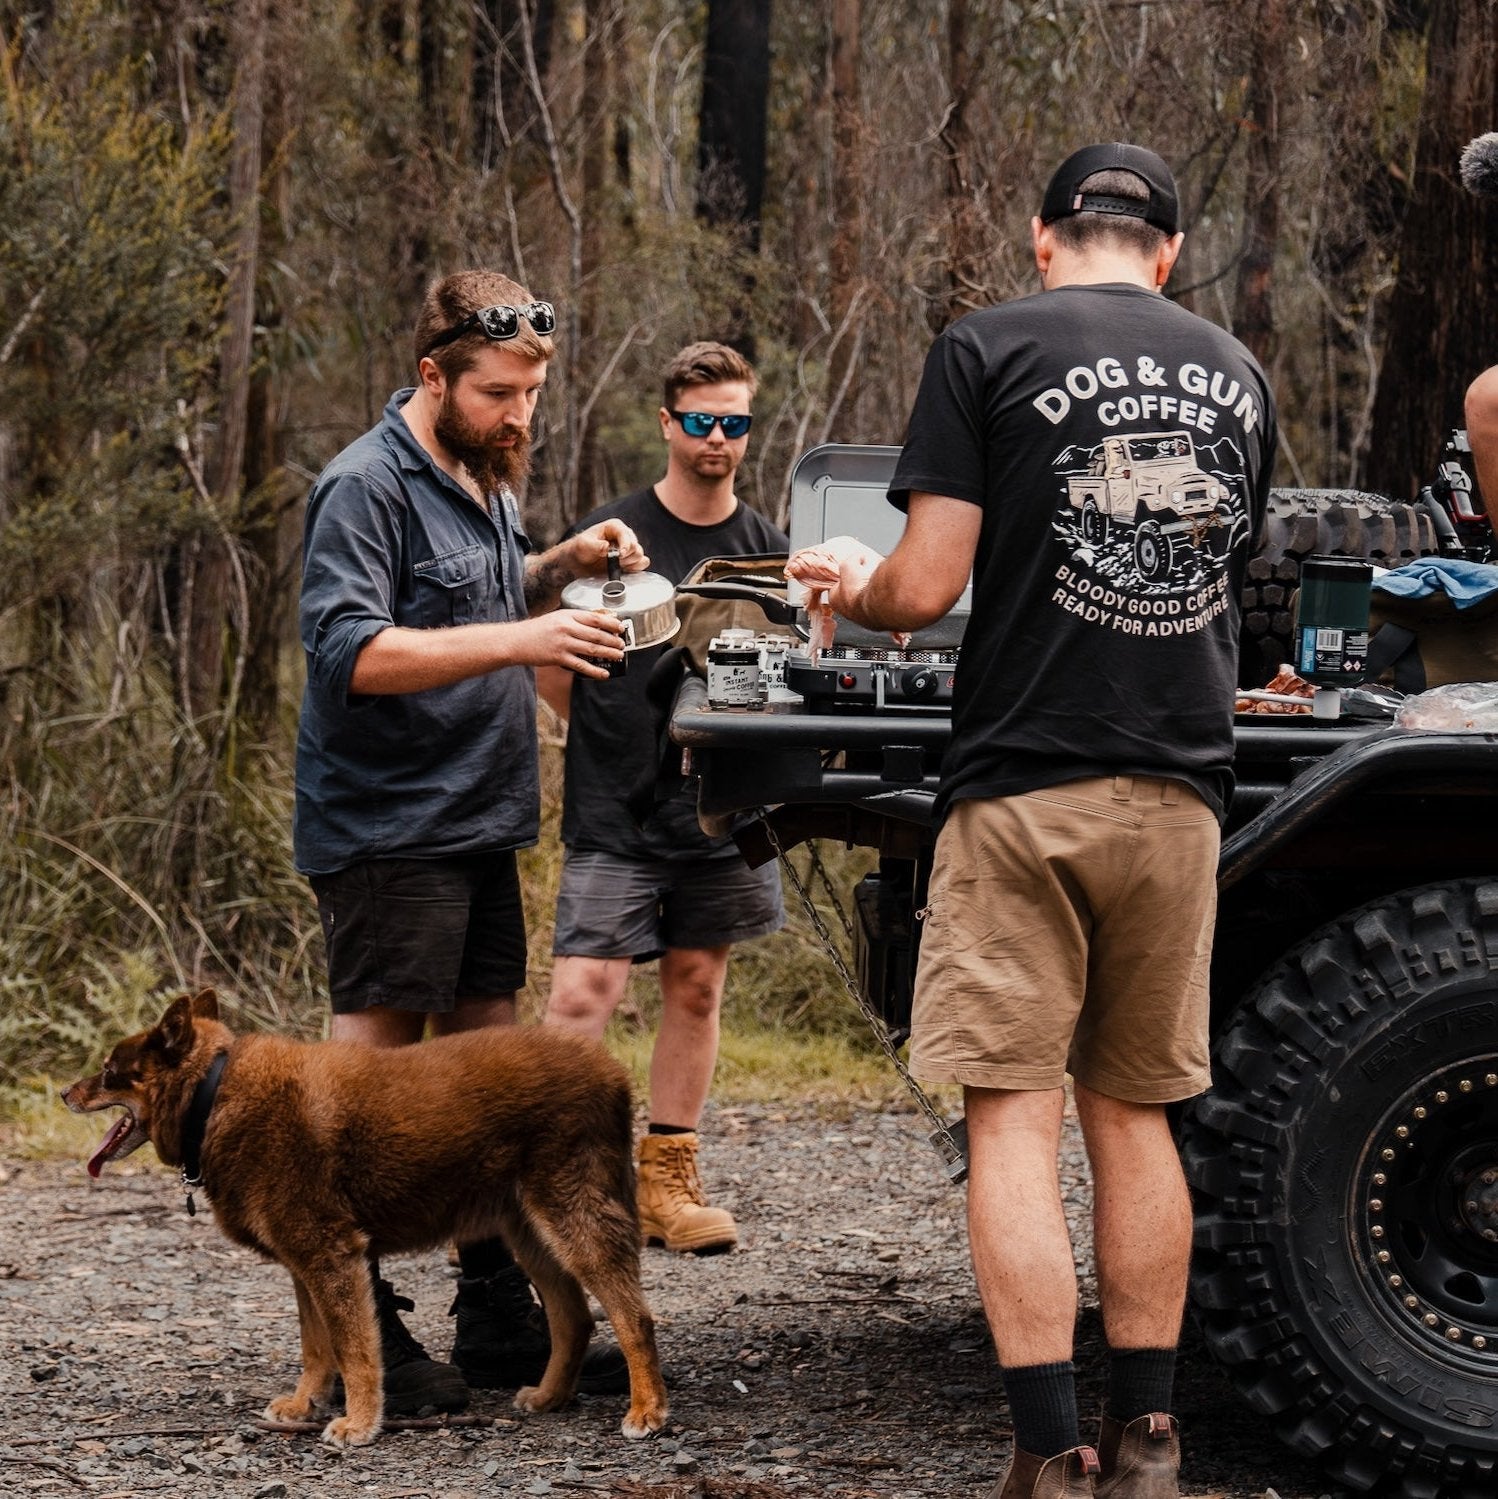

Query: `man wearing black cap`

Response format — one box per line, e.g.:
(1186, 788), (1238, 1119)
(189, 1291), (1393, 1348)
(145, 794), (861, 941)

(786, 144), (1276, 1496)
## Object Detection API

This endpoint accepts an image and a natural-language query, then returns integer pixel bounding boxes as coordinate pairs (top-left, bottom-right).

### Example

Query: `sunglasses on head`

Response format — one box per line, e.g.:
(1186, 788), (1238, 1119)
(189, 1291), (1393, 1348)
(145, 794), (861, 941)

(425, 301), (557, 353)
(670, 410), (753, 439)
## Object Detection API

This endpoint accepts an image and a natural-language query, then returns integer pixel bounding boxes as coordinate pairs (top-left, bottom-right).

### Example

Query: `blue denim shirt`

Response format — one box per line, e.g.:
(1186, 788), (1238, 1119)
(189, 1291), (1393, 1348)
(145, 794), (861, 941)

(293, 389), (538, 875)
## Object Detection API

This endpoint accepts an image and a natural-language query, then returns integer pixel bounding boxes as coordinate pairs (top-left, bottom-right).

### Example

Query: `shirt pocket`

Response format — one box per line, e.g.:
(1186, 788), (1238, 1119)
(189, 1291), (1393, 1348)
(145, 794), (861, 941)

(412, 544), (496, 628)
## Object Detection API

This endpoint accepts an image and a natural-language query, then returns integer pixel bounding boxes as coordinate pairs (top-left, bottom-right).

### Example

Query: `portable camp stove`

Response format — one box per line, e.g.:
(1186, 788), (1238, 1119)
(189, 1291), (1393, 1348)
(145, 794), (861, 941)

(784, 644), (959, 712)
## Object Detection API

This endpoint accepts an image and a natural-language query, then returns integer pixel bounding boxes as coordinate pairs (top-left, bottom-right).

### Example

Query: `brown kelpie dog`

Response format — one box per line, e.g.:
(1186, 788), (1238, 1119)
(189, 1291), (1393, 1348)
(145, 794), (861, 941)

(63, 991), (669, 1447)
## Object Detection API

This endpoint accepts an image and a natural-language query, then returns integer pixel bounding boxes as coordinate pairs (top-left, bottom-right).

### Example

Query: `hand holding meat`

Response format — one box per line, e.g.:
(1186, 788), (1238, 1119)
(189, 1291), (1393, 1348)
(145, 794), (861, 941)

(785, 537), (910, 652)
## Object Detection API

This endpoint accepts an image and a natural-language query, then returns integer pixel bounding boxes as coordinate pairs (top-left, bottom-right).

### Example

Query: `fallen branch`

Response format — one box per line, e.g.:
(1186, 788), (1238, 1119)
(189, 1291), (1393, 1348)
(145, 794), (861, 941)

(0, 1453), (89, 1489)
(252, 1413), (495, 1435)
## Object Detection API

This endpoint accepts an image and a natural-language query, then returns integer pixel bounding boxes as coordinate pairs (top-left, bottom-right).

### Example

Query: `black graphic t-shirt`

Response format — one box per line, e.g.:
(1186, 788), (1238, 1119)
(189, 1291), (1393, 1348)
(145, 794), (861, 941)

(890, 283), (1276, 821)
(562, 486), (788, 860)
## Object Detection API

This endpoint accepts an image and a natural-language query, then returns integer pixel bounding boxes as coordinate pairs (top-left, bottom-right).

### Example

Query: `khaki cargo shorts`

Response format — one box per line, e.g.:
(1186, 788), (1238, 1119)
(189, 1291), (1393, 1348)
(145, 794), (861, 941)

(909, 776), (1218, 1103)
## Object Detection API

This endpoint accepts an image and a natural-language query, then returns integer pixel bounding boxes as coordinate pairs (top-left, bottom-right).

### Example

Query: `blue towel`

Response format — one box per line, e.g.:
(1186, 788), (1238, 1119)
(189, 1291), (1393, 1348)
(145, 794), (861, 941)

(1373, 557), (1498, 610)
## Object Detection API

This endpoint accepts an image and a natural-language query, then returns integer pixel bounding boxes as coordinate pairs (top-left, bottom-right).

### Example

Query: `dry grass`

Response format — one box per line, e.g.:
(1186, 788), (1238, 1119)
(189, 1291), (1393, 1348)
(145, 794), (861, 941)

(1, 688), (932, 1156)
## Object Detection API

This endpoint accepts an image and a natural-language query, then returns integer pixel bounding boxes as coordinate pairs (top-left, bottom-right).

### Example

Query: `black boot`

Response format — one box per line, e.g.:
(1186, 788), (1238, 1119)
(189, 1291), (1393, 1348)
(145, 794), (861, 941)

(371, 1278), (470, 1415)
(449, 1266), (630, 1395)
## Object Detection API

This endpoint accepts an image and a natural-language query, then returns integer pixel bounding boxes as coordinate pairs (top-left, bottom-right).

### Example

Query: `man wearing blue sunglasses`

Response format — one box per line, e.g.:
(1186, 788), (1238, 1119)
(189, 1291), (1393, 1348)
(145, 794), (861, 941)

(540, 341), (787, 1260)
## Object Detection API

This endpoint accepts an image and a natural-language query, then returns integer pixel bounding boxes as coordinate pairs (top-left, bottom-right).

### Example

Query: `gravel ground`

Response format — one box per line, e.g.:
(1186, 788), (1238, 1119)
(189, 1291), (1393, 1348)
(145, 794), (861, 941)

(1, 1100), (1339, 1499)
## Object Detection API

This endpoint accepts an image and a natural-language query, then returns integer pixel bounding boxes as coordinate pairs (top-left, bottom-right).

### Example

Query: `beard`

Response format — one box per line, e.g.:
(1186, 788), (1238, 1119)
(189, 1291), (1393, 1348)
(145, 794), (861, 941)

(434, 388), (533, 495)
(687, 445), (737, 481)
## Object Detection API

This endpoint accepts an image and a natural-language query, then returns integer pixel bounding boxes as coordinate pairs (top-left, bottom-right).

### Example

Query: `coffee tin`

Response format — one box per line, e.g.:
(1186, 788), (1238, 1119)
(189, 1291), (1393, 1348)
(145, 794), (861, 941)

(1295, 555), (1372, 685)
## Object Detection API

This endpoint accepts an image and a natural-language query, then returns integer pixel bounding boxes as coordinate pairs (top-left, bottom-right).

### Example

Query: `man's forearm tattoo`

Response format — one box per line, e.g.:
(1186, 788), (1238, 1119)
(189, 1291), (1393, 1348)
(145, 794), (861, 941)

(524, 548), (574, 609)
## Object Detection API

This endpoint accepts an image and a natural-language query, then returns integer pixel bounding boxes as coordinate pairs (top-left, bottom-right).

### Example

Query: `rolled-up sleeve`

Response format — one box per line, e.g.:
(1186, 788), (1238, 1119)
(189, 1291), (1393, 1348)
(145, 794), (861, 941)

(300, 466), (404, 705)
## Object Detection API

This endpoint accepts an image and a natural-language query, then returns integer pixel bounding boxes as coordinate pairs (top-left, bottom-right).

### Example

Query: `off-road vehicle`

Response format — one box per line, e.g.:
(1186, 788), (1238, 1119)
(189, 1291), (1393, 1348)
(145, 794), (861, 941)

(671, 441), (1498, 1499)
(1066, 429), (1233, 579)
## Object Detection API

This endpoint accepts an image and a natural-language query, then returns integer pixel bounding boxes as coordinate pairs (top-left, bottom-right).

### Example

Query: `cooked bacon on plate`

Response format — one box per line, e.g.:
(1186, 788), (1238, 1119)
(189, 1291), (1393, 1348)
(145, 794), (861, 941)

(1236, 665), (1314, 714)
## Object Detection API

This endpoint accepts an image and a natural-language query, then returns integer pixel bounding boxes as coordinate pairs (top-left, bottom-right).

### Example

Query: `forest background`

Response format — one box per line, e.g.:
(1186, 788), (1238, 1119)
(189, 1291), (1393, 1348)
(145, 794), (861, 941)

(2, 0), (1496, 1128)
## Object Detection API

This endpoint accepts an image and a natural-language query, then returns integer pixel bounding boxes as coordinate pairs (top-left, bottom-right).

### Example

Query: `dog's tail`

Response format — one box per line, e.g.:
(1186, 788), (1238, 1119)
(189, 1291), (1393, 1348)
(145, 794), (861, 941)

(612, 1081), (640, 1210)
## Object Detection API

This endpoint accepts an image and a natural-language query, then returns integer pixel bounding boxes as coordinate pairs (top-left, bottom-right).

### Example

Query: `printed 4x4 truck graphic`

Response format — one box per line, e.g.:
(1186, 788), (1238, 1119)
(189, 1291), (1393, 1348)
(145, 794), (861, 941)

(1067, 430), (1233, 580)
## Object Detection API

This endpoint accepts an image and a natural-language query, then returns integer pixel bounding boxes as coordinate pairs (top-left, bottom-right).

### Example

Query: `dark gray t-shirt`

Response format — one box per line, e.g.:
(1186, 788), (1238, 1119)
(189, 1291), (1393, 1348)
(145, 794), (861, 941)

(890, 284), (1277, 822)
(561, 487), (787, 860)
(294, 389), (539, 875)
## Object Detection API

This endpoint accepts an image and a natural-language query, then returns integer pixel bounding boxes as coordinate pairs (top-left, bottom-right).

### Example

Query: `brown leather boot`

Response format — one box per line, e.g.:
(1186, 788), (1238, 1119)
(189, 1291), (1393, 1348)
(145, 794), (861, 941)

(993, 1444), (1100, 1497)
(636, 1132), (738, 1253)
(1093, 1412), (1180, 1498)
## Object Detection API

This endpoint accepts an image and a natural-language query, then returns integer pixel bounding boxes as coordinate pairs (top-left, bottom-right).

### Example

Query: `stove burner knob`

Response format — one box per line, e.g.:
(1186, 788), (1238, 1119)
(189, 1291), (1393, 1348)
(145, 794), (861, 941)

(838, 672), (858, 690)
(899, 664), (938, 701)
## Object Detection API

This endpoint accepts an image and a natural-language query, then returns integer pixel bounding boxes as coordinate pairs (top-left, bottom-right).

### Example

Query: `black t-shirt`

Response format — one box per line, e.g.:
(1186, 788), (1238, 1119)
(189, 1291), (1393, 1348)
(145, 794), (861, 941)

(561, 486), (788, 859)
(890, 283), (1277, 821)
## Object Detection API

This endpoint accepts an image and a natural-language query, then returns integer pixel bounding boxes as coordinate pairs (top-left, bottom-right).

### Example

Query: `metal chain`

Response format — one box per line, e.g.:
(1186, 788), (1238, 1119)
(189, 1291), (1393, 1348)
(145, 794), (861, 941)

(764, 819), (968, 1183)
(803, 838), (856, 944)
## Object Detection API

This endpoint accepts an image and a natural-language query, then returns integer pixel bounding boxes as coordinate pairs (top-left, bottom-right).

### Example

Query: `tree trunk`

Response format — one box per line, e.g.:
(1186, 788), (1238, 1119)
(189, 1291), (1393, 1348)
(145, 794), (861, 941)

(696, 0), (772, 354)
(238, 16), (299, 741)
(573, 0), (614, 518)
(825, 0), (862, 440)
(1366, 0), (1498, 500)
(1233, 0), (1284, 369)
(940, 0), (983, 328)
(184, 0), (267, 725)
(473, 0), (556, 172)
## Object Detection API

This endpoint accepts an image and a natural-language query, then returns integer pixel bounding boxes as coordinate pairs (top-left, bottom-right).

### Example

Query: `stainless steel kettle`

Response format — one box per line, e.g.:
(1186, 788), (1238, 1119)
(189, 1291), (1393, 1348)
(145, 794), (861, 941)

(559, 545), (680, 656)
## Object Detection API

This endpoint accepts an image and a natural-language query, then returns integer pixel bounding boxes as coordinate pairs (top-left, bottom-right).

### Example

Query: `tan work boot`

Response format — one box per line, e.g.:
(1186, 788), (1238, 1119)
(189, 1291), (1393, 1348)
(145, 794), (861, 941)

(993, 1444), (1100, 1498)
(636, 1131), (738, 1253)
(1094, 1413), (1180, 1498)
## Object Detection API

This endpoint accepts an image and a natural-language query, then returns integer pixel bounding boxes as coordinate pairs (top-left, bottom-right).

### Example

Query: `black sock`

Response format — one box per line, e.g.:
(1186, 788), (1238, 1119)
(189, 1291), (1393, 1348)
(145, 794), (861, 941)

(457, 1237), (516, 1280)
(1000, 1360), (1079, 1457)
(647, 1123), (694, 1135)
(1106, 1347), (1176, 1423)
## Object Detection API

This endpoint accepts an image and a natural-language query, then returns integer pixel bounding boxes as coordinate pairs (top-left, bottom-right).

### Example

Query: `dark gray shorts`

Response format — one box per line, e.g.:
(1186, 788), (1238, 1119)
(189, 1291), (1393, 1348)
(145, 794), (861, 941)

(552, 848), (785, 962)
(309, 851), (528, 1014)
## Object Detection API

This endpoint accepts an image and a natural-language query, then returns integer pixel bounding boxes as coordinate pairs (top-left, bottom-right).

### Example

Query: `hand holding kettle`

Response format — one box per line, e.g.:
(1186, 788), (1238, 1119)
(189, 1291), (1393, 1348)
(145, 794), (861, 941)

(559, 535), (680, 678)
(569, 517), (650, 579)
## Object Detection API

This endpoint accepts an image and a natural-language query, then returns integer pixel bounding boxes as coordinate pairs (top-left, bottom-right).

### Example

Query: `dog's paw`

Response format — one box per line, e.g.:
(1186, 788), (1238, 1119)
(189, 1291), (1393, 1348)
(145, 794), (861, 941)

(513, 1383), (566, 1414)
(621, 1399), (669, 1439)
(319, 1414), (380, 1448)
(264, 1394), (317, 1424)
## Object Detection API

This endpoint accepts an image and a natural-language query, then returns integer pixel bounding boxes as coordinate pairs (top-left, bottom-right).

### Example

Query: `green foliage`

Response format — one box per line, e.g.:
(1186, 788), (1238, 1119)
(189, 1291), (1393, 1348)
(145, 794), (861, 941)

(0, 2), (226, 538)
(0, 0), (1463, 1145)
(0, 603), (325, 1094)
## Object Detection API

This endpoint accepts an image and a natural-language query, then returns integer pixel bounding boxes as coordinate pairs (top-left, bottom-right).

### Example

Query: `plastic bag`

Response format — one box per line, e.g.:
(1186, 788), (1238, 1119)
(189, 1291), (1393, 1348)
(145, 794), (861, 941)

(1393, 681), (1498, 732)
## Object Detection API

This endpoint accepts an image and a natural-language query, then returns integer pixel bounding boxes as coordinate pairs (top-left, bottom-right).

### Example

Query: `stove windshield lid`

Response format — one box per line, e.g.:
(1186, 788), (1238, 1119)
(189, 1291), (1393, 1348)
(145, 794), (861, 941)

(787, 443), (970, 651)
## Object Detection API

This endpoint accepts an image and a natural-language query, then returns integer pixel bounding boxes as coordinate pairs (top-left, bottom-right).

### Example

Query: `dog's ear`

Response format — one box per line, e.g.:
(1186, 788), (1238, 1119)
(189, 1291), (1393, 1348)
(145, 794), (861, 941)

(148, 994), (198, 1062)
(189, 989), (220, 1021)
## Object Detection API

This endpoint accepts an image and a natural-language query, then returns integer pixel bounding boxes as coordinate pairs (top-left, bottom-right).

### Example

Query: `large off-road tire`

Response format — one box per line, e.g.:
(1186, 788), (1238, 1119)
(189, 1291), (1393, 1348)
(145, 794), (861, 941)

(1183, 879), (1498, 1499)
(1080, 499), (1108, 546)
(1240, 487), (1442, 687)
(1134, 517), (1173, 581)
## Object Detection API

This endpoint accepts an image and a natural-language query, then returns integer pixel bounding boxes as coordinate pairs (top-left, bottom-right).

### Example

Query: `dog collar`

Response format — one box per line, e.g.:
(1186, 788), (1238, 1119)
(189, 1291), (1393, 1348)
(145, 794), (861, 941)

(179, 1050), (228, 1216)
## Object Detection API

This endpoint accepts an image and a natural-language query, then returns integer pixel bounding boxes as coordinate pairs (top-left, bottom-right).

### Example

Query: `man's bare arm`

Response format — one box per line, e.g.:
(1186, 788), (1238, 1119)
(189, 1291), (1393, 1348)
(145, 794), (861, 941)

(1466, 366), (1498, 530)
(834, 493), (981, 633)
(348, 611), (625, 695)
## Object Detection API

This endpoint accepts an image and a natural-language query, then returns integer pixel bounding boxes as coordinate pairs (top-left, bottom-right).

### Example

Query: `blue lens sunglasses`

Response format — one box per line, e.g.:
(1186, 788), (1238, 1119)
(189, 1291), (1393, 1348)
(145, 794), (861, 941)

(670, 410), (753, 439)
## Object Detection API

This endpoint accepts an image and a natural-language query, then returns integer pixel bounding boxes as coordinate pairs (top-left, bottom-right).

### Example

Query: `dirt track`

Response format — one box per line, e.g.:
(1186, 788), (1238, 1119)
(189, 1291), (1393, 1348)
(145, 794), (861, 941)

(0, 1102), (1334, 1498)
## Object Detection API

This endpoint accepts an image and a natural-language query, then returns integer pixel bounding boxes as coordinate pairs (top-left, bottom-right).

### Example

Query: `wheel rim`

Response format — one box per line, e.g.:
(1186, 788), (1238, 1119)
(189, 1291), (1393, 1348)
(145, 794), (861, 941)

(1359, 1056), (1498, 1365)
(1135, 525), (1163, 576)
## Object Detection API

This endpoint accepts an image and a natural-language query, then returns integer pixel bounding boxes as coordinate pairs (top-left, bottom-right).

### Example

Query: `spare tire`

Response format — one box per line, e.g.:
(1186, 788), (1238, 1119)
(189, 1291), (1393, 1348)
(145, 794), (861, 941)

(1239, 488), (1442, 687)
(1183, 878), (1498, 1498)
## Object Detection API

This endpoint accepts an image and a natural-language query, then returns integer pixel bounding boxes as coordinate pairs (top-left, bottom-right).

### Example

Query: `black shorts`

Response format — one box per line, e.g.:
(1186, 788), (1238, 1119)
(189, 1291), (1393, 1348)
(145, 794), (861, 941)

(309, 851), (528, 1015)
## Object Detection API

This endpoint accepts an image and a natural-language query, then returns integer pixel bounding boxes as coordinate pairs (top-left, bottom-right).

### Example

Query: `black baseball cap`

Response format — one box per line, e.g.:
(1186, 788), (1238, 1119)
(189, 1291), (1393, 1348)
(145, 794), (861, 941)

(1040, 142), (1180, 235)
